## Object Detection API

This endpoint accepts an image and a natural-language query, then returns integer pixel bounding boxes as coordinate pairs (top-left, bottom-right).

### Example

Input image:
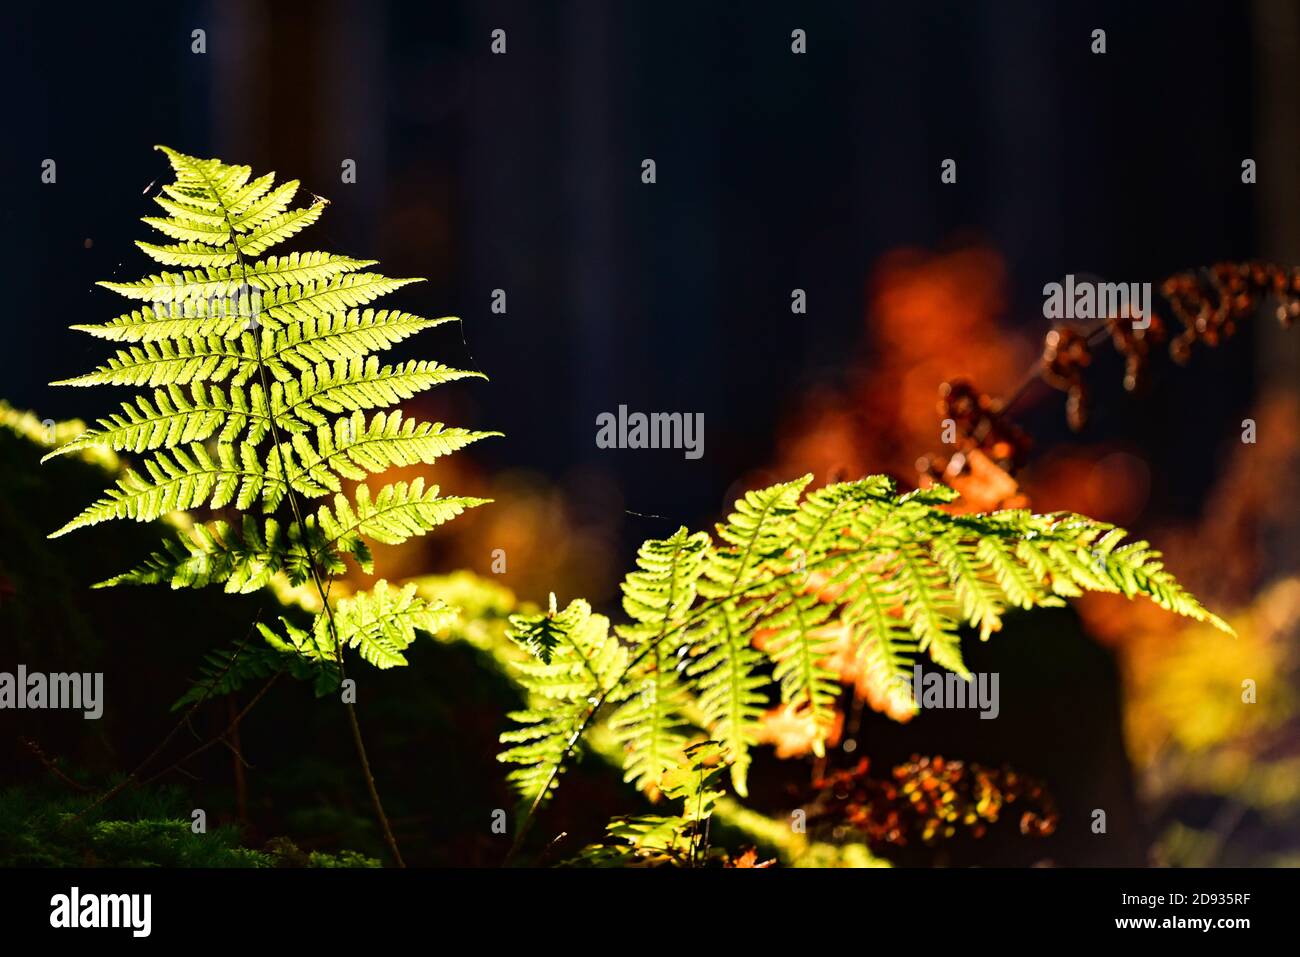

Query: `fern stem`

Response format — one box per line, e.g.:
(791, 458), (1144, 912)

(202, 169), (406, 869)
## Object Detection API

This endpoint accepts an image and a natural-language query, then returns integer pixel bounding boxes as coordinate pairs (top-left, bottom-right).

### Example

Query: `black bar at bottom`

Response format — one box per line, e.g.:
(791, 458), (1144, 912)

(0, 866), (1288, 942)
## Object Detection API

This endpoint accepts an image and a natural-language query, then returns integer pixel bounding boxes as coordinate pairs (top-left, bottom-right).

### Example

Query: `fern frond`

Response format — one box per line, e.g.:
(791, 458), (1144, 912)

(138, 146), (323, 267)
(135, 203), (326, 267)
(53, 337), (246, 389)
(172, 622), (340, 710)
(568, 741), (726, 867)
(41, 383), (255, 460)
(75, 273), (417, 341)
(837, 562), (919, 717)
(51, 443), (272, 537)
(257, 274), (423, 325)
(609, 528), (710, 792)
(509, 473), (1232, 820)
(251, 311), (454, 383)
(756, 580), (841, 755)
(693, 476), (808, 795)
(266, 356), (483, 431)
(47, 146), (496, 686)
(499, 597), (626, 805)
(70, 297), (253, 343)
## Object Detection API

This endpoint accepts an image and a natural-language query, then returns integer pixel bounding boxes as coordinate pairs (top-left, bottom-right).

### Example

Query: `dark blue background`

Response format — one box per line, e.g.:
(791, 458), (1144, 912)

(1, 0), (1268, 533)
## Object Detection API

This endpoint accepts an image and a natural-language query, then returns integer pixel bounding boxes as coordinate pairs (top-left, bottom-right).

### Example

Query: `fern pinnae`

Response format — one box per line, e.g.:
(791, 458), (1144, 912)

(609, 527), (709, 792)
(761, 578), (841, 756)
(51, 338), (243, 389)
(839, 559), (919, 714)
(96, 252), (377, 303)
(694, 476), (809, 792)
(73, 274), (420, 342)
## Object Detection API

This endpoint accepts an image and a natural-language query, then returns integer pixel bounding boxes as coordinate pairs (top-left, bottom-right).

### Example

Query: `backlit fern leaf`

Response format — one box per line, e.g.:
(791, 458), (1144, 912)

(73, 275), (421, 340)
(314, 479), (487, 560)
(41, 382), (255, 460)
(502, 473), (1233, 822)
(499, 597), (627, 805)
(692, 477), (807, 794)
(45, 146), (496, 689)
(330, 580), (457, 669)
(283, 411), (499, 497)
(136, 204), (325, 267)
(264, 356), (482, 431)
(608, 528), (710, 792)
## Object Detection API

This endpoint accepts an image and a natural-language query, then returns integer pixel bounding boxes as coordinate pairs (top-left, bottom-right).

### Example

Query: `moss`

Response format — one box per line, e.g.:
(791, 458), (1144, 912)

(0, 785), (379, 868)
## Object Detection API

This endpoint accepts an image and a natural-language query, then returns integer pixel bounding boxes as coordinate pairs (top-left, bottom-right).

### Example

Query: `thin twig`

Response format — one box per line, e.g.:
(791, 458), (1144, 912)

(70, 612), (263, 822)
(21, 739), (93, 792)
(136, 670), (281, 789)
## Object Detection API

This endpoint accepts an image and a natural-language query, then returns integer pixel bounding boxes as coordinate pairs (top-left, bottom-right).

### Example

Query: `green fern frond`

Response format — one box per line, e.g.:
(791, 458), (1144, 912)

(96, 515), (335, 593)
(249, 311), (455, 383)
(284, 411), (500, 494)
(757, 580), (841, 755)
(499, 597), (627, 805)
(73, 274), (419, 341)
(47, 146), (496, 684)
(693, 476), (808, 794)
(41, 383), (255, 461)
(504, 473), (1233, 822)
(838, 562), (919, 715)
(608, 528), (710, 792)
(241, 581), (457, 673)
(53, 337), (246, 389)
(51, 443), (272, 537)
(264, 356), (482, 432)
(69, 297), (255, 343)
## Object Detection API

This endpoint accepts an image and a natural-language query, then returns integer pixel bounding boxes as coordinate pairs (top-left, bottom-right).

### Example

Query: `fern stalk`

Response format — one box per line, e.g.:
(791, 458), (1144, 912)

(216, 173), (406, 868)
